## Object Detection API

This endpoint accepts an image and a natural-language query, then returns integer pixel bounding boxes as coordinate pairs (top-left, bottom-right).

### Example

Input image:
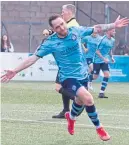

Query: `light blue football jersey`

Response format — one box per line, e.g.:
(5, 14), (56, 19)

(94, 35), (115, 63)
(35, 26), (93, 82)
(82, 35), (102, 59)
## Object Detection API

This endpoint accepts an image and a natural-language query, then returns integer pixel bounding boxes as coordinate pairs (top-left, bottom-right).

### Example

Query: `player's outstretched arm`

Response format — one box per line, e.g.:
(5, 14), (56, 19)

(94, 15), (129, 33)
(1, 55), (39, 83)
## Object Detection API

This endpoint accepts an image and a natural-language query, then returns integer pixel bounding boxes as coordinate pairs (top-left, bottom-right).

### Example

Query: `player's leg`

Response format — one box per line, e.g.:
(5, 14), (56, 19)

(63, 78), (110, 141)
(76, 84), (110, 141)
(65, 77), (89, 118)
(58, 85), (75, 100)
(62, 79), (85, 135)
(52, 72), (75, 119)
(52, 72), (69, 118)
(76, 77), (89, 116)
(55, 71), (75, 100)
(98, 63), (110, 98)
(91, 63), (101, 82)
(89, 63), (100, 81)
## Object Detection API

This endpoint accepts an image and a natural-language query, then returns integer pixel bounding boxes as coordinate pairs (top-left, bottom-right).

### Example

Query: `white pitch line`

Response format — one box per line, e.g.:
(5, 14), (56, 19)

(2, 109), (129, 117)
(2, 118), (129, 131)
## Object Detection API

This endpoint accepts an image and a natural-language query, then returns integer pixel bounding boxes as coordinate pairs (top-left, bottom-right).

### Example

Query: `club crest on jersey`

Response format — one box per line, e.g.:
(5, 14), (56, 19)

(72, 34), (77, 40)
(94, 70), (96, 74)
(72, 85), (77, 91)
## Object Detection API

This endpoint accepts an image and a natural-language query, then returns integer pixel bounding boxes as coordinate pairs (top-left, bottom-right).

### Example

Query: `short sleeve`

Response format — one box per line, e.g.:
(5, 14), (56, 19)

(77, 26), (94, 37)
(35, 39), (53, 58)
(82, 36), (88, 44)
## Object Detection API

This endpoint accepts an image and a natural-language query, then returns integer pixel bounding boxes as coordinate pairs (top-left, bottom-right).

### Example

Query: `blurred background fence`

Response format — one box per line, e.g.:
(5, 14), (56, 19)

(1, 1), (129, 53)
(1, 1), (129, 82)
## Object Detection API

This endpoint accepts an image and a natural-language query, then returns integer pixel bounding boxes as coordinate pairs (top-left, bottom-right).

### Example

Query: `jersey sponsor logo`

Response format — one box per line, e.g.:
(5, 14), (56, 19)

(60, 43), (79, 55)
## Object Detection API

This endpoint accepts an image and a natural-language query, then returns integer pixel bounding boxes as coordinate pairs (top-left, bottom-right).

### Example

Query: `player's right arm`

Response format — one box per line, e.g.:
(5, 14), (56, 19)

(1, 39), (53, 83)
(82, 36), (88, 53)
(1, 55), (39, 83)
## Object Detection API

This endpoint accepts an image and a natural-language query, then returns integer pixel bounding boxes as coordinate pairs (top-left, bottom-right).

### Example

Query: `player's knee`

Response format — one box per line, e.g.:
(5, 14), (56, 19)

(104, 72), (110, 78)
(55, 83), (62, 92)
(85, 95), (94, 106)
(77, 87), (94, 105)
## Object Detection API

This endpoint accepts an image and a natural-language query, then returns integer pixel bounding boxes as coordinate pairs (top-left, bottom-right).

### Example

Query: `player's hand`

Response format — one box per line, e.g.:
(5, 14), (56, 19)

(104, 58), (109, 63)
(114, 15), (129, 28)
(42, 29), (49, 36)
(1, 70), (16, 83)
(111, 57), (115, 63)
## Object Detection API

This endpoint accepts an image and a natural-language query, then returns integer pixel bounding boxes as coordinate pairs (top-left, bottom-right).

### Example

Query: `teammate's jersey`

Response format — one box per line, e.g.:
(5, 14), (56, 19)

(67, 18), (79, 28)
(35, 26), (93, 82)
(94, 35), (115, 63)
(82, 35), (102, 59)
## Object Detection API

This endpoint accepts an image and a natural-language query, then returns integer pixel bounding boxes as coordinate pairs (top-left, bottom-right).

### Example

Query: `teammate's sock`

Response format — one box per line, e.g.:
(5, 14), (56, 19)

(62, 94), (70, 112)
(100, 77), (109, 93)
(70, 101), (84, 120)
(85, 105), (101, 128)
(59, 87), (75, 100)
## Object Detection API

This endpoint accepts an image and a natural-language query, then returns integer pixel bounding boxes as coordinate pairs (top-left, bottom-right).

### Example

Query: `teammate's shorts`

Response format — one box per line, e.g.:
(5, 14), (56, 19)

(86, 58), (93, 66)
(93, 63), (109, 75)
(61, 78), (88, 96)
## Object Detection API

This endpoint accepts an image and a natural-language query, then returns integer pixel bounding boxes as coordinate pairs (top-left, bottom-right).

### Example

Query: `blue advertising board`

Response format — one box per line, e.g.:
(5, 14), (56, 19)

(96, 56), (129, 82)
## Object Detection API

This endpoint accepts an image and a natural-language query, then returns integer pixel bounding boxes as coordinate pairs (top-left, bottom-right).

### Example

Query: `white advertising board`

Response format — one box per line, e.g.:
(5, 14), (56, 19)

(0, 53), (58, 81)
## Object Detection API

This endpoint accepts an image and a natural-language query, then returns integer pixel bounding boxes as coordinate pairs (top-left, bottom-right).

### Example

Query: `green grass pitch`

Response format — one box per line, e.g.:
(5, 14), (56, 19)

(1, 82), (129, 145)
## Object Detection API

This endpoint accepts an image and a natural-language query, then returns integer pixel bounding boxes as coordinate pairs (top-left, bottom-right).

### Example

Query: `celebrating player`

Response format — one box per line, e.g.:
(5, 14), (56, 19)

(1, 14), (129, 141)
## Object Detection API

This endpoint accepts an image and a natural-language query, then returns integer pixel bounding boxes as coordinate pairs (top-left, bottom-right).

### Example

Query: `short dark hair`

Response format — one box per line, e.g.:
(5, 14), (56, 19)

(49, 14), (61, 27)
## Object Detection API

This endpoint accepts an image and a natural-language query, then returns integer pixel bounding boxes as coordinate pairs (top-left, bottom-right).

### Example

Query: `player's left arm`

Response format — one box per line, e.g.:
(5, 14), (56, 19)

(81, 37), (88, 52)
(77, 16), (129, 37)
(93, 15), (129, 33)
(96, 50), (109, 63)
(82, 44), (88, 53)
(110, 49), (115, 63)
(96, 37), (109, 63)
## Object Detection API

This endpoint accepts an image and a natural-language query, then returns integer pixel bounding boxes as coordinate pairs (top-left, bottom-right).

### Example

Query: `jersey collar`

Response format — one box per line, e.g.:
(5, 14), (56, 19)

(66, 18), (76, 24)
